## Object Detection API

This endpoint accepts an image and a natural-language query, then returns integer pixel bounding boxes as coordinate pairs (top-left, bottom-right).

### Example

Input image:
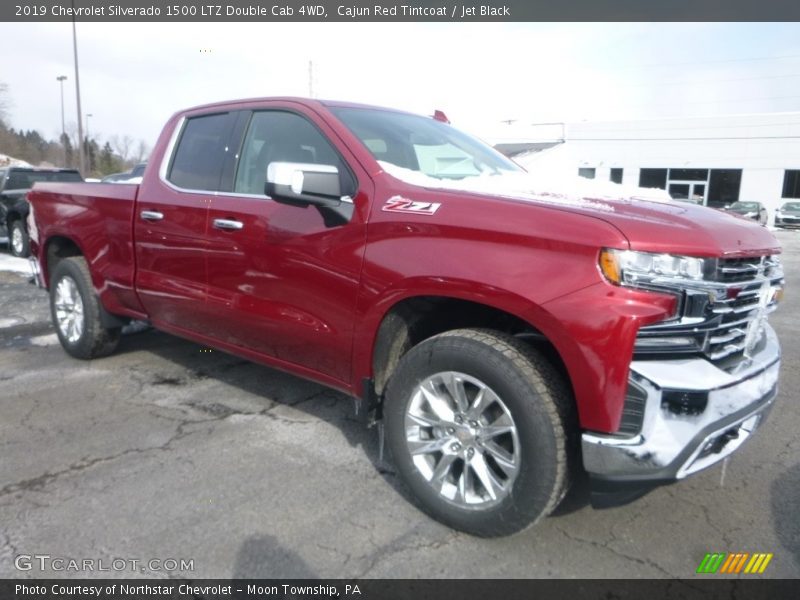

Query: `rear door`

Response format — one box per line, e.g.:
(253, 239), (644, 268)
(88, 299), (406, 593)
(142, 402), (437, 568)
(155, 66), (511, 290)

(203, 104), (370, 384)
(134, 111), (239, 332)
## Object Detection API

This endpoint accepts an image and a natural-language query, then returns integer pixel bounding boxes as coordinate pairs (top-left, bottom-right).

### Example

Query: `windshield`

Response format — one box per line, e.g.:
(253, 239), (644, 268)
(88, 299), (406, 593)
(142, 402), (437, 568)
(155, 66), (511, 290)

(331, 107), (522, 180)
(5, 169), (82, 190)
(781, 202), (800, 211)
(730, 202), (758, 210)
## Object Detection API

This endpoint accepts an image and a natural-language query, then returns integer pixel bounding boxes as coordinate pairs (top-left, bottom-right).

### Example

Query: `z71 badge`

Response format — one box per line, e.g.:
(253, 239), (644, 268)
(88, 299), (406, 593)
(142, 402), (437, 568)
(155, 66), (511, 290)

(382, 196), (441, 215)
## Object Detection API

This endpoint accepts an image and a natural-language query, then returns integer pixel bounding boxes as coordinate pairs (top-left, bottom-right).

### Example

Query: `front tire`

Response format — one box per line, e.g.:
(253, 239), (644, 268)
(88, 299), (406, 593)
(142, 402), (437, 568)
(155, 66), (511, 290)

(384, 329), (575, 537)
(49, 257), (120, 359)
(9, 220), (30, 258)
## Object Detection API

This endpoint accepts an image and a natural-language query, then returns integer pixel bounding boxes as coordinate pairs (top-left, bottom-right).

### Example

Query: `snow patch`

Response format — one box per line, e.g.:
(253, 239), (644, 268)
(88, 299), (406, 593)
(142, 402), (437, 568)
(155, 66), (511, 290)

(0, 253), (32, 274)
(0, 317), (22, 328)
(378, 161), (672, 214)
(29, 333), (58, 346)
(0, 153), (31, 167)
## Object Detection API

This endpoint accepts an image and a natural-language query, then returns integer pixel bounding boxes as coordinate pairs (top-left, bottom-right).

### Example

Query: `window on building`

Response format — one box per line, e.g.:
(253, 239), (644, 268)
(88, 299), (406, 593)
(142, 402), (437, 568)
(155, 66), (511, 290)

(668, 183), (690, 200)
(609, 168), (623, 184)
(666, 169), (709, 204)
(639, 168), (667, 189)
(783, 170), (800, 198)
(668, 168), (709, 182)
(578, 168), (595, 179)
(707, 169), (742, 208)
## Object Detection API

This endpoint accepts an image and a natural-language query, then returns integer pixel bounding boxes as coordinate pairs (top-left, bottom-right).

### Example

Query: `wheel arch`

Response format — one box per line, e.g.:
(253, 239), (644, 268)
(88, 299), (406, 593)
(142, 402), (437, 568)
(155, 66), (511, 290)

(365, 293), (574, 407)
(42, 235), (85, 289)
(5, 209), (22, 228)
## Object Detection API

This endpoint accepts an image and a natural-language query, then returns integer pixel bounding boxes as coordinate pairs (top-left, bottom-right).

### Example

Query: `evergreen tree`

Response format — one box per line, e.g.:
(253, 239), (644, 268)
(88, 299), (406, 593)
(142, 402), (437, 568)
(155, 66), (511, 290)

(61, 133), (74, 168)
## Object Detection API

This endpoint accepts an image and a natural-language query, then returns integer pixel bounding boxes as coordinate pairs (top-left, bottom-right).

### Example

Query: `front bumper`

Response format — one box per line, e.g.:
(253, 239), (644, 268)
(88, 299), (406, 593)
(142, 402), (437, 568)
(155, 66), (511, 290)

(776, 217), (800, 228)
(582, 323), (780, 483)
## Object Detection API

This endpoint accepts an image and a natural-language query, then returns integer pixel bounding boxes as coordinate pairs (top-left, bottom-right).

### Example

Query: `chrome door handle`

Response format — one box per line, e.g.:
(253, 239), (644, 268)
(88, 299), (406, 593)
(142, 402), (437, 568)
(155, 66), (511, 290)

(140, 210), (164, 221)
(213, 218), (244, 231)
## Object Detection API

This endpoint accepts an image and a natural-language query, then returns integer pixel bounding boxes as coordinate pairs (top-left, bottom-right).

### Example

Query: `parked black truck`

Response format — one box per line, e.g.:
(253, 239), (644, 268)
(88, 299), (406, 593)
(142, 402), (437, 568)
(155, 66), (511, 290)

(0, 166), (82, 257)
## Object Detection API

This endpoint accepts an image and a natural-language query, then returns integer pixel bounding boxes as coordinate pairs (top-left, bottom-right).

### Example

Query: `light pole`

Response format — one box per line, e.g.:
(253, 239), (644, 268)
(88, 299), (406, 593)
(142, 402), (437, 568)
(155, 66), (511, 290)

(56, 75), (67, 165)
(56, 75), (67, 137)
(71, 4), (86, 175)
(85, 113), (93, 172)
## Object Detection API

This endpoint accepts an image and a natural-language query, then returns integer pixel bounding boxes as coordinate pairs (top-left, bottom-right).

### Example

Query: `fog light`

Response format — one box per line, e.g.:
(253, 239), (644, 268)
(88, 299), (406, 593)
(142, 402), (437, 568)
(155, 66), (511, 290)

(635, 336), (698, 350)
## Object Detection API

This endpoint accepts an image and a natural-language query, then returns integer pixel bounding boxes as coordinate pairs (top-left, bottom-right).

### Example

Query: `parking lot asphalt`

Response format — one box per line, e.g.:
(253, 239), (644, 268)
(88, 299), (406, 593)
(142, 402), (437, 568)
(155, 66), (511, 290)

(0, 231), (798, 580)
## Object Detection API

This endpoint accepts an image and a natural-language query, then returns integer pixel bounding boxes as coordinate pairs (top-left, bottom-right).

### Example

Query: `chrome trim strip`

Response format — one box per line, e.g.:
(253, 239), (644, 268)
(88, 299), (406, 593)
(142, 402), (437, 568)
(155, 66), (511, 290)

(158, 116), (188, 191)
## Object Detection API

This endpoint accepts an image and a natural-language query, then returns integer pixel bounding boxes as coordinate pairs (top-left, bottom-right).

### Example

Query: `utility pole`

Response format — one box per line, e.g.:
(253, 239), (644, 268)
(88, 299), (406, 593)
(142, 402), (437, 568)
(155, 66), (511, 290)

(56, 76), (67, 137)
(71, 3), (86, 176)
(85, 113), (93, 172)
(56, 75), (67, 166)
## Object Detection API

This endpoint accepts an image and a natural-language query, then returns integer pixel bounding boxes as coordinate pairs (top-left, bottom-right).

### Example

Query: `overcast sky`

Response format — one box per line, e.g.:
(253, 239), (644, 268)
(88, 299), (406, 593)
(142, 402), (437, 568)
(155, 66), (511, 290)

(2, 21), (800, 152)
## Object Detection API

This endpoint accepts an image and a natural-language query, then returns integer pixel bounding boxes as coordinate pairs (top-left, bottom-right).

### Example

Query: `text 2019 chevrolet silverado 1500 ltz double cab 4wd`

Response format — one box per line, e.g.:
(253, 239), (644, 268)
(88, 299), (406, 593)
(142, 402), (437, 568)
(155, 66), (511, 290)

(27, 98), (784, 536)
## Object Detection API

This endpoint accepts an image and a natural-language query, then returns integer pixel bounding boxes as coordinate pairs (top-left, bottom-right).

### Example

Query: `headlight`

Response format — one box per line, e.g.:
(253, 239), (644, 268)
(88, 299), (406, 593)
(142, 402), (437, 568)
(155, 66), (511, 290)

(599, 248), (708, 287)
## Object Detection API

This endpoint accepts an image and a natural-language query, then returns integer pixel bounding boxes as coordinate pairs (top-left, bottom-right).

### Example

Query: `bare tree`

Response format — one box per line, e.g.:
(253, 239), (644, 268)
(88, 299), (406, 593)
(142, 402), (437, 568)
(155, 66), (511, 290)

(134, 139), (150, 163)
(110, 134), (133, 163)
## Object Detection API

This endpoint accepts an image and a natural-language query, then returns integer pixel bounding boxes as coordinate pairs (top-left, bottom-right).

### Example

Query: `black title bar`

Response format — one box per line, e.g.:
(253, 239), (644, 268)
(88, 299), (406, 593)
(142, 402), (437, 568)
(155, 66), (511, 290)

(2, 579), (798, 600)
(4, 0), (800, 21)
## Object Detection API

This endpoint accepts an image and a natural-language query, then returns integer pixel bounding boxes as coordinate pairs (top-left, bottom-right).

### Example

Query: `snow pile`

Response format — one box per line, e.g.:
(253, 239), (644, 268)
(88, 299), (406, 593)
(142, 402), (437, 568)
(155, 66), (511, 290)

(0, 253), (32, 274)
(0, 153), (31, 167)
(378, 161), (672, 214)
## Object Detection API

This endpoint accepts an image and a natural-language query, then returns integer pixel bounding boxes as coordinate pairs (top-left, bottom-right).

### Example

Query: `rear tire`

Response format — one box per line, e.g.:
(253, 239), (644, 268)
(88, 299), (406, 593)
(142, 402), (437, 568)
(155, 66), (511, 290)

(49, 257), (120, 359)
(384, 328), (575, 537)
(9, 220), (30, 258)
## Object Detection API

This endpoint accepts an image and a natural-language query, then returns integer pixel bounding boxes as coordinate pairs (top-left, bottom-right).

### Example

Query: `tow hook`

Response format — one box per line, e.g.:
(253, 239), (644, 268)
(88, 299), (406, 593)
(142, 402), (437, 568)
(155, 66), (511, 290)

(709, 428), (740, 455)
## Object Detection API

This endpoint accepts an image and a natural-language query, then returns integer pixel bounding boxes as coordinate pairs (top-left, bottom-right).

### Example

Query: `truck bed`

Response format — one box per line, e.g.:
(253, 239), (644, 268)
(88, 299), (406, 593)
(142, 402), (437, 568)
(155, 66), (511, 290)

(28, 182), (145, 319)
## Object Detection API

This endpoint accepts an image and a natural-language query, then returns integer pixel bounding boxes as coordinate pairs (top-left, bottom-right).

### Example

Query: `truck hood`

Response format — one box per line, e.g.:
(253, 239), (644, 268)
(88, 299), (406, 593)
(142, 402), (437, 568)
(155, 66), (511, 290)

(572, 195), (779, 257)
(380, 163), (781, 257)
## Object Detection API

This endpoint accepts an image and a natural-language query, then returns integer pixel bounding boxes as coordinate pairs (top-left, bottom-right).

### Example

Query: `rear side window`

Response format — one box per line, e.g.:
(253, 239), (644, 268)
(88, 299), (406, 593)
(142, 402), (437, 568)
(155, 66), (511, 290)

(168, 113), (234, 191)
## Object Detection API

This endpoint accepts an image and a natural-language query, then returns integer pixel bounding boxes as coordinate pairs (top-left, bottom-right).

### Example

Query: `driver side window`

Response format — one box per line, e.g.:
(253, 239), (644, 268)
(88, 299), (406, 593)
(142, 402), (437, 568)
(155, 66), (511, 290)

(234, 111), (348, 196)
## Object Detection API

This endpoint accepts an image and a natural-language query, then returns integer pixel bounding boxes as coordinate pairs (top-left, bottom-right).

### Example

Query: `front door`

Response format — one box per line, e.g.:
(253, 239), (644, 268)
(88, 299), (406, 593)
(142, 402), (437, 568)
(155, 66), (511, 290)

(203, 105), (369, 385)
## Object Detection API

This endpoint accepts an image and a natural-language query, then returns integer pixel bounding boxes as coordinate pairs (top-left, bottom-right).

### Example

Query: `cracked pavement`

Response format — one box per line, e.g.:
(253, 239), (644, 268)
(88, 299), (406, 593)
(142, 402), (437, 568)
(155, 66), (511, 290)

(0, 232), (798, 579)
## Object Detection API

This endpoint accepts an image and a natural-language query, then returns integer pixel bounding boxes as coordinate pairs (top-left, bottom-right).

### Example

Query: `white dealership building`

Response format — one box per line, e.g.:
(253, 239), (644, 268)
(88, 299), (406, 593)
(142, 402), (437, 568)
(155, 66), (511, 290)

(491, 112), (800, 224)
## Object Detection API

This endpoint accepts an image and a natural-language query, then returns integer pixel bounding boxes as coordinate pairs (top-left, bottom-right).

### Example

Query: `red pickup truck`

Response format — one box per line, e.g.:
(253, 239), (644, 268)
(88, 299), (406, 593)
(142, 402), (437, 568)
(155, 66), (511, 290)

(27, 98), (783, 536)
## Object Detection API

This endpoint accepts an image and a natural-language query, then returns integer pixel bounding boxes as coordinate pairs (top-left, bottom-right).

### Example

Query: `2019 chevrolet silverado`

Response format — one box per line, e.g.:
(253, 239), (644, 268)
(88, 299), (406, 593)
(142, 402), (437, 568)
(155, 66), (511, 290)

(26, 98), (784, 536)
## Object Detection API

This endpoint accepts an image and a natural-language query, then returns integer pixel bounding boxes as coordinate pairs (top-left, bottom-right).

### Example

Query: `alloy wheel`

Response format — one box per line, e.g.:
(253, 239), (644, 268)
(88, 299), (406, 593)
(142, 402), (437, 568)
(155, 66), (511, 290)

(404, 371), (521, 509)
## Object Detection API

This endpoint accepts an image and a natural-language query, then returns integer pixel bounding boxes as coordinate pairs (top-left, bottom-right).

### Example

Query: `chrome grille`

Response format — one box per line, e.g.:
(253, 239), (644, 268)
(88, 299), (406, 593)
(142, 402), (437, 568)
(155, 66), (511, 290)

(715, 255), (781, 283)
(635, 254), (783, 367)
(706, 283), (767, 361)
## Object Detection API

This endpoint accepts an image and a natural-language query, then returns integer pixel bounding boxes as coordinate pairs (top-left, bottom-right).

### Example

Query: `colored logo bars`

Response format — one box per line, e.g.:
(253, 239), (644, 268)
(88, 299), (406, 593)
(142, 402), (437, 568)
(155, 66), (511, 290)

(696, 552), (773, 574)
